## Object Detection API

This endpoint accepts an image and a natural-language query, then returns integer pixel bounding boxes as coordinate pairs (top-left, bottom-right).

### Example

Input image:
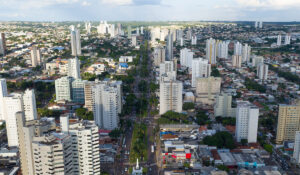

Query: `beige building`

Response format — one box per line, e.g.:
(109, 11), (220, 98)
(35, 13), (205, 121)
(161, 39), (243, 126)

(195, 76), (221, 105)
(276, 102), (300, 144)
(232, 55), (242, 68)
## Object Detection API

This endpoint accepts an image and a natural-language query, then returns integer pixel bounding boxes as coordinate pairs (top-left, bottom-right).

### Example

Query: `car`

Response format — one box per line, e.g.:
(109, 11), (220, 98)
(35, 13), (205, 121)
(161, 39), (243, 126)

(125, 168), (128, 172)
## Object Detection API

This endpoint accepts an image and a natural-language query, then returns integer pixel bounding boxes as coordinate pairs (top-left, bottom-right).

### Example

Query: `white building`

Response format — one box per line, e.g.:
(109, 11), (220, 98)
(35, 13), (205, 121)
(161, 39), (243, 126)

(232, 55), (242, 68)
(191, 35), (197, 45)
(191, 58), (211, 87)
(0, 33), (5, 55)
(217, 41), (229, 59)
(257, 63), (268, 80)
(23, 89), (38, 121)
(277, 35), (282, 46)
(68, 57), (81, 79)
(259, 21), (263, 28)
(242, 44), (251, 63)
(159, 80), (183, 115)
(55, 76), (72, 102)
(293, 131), (300, 164)
(195, 77), (221, 105)
(180, 48), (194, 68)
(30, 46), (42, 67)
(166, 32), (173, 61)
(70, 25), (82, 56)
(252, 56), (264, 67)
(3, 93), (23, 147)
(92, 80), (122, 130)
(214, 93), (235, 117)
(131, 35), (137, 47)
(119, 56), (133, 63)
(160, 61), (175, 77)
(284, 34), (291, 45)
(206, 38), (216, 64)
(234, 42), (243, 56)
(235, 101), (259, 143)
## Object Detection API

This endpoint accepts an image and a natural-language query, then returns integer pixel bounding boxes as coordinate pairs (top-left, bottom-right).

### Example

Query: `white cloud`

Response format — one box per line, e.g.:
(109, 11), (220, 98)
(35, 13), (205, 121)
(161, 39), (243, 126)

(235, 0), (300, 9)
(101, 0), (132, 5)
(82, 1), (91, 6)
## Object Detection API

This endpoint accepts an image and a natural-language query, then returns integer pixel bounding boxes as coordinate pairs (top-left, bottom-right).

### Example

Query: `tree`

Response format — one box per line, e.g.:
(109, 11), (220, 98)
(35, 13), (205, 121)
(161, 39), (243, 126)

(211, 67), (220, 77)
(217, 165), (229, 172)
(109, 129), (122, 139)
(263, 144), (273, 153)
(241, 139), (248, 146)
(203, 131), (236, 149)
(183, 102), (195, 110)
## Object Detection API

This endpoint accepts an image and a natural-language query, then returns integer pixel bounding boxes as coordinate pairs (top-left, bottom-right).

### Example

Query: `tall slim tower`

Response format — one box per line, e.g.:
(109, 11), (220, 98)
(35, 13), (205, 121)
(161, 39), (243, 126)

(0, 33), (6, 56)
(68, 57), (81, 79)
(277, 35), (282, 46)
(191, 58), (211, 87)
(30, 46), (42, 67)
(165, 31), (173, 61)
(284, 34), (291, 45)
(70, 25), (82, 56)
(234, 42), (243, 56)
(127, 25), (132, 38)
(206, 38), (216, 64)
(23, 89), (38, 121)
(0, 79), (8, 120)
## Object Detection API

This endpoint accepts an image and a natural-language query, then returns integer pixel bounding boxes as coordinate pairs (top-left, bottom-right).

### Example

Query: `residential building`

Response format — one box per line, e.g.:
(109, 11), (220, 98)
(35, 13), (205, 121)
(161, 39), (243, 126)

(276, 102), (300, 144)
(127, 25), (132, 38)
(242, 44), (251, 62)
(160, 61), (175, 77)
(284, 34), (291, 45)
(68, 57), (81, 79)
(191, 58), (211, 87)
(195, 77), (221, 105)
(55, 76), (72, 102)
(214, 93), (235, 117)
(132, 35), (137, 47)
(232, 55), (242, 68)
(206, 38), (216, 64)
(217, 41), (229, 59)
(159, 80), (183, 115)
(277, 35), (282, 46)
(0, 78), (8, 120)
(71, 79), (87, 104)
(234, 42), (243, 56)
(293, 131), (300, 164)
(191, 35), (197, 45)
(30, 46), (42, 67)
(252, 56), (264, 67)
(23, 89), (38, 121)
(0, 33), (6, 55)
(70, 25), (82, 56)
(154, 46), (165, 66)
(166, 31), (173, 61)
(180, 48), (194, 68)
(257, 63), (268, 80)
(235, 101), (259, 143)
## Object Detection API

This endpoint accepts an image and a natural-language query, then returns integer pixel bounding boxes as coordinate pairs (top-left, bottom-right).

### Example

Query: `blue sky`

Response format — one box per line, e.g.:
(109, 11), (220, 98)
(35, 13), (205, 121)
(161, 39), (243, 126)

(1, 0), (300, 21)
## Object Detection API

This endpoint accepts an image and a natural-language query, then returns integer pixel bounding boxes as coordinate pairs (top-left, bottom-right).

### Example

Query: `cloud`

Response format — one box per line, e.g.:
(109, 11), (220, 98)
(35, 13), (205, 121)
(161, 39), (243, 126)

(235, 0), (300, 9)
(101, 0), (132, 5)
(82, 1), (91, 6)
(133, 0), (161, 5)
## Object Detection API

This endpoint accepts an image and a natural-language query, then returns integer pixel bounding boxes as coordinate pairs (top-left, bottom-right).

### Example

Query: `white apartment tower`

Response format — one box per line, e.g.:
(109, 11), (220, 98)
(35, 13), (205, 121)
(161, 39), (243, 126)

(68, 57), (81, 79)
(0, 78), (8, 120)
(235, 101), (259, 143)
(30, 46), (42, 67)
(70, 25), (82, 56)
(242, 44), (251, 62)
(284, 34), (291, 45)
(252, 56), (264, 67)
(55, 76), (72, 102)
(159, 61), (175, 77)
(23, 89), (38, 121)
(293, 131), (300, 164)
(0, 33), (6, 55)
(214, 93), (235, 117)
(234, 42), (243, 56)
(257, 63), (268, 80)
(180, 48), (194, 68)
(232, 55), (242, 68)
(154, 46), (165, 66)
(277, 35), (282, 46)
(217, 41), (229, 59)
(206, 38), (216, 64)
(166, 31), (173, 61)
(191, 35), (197, 45)
(191, 58), (211, 87)
(159, 80), (183, 115)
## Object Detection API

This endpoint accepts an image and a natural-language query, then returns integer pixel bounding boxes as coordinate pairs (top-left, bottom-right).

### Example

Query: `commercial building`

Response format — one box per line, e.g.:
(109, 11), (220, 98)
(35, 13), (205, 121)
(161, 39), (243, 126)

(195, 77), (221, 105)
(276, 102), (300, 144)
(159, 80), (183, 115)
(191, 58), (211, 87)
(70, 25), (82, 56)
(235, 101), (259, 143)
(214, 93), (235, 117)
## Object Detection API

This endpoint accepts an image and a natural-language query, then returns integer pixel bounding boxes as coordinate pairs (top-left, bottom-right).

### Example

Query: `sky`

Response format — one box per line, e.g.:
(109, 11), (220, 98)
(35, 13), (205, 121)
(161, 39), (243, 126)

(1, 0), (300, 21)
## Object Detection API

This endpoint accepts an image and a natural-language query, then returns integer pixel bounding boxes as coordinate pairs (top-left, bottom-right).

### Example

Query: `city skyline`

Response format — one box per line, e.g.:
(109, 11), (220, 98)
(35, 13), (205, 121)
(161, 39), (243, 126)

(1, 0), (300, 21)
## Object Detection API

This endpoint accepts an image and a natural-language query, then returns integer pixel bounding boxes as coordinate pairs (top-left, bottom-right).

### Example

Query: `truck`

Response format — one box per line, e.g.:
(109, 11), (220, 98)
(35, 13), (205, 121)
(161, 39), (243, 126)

(151, 145), (154, 153)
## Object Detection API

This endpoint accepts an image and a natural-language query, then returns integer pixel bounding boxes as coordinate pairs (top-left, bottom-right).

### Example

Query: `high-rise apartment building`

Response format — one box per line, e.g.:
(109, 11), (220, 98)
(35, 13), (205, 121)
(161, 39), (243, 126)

(252, 56), (264, 67)
(0, 78), (8, 120)
(276, 102), (300, 144)
(55, 76), (72, 102)
(71, 79), (87, 104)
(277, 35), (282, 46)
(70, 25), (82, 56)
(166, 31), (173, 61)
(217, 41), (229, 59)
(206, 38), (216, 64)
(132, 35), (137, 47)
(214, 93), (235, 117)
(234, 42), (243, 56)
(235, 101), (259, 143)
(68, 57), (81, 79)
(127, 25), (132, 38)
(257, 63), (268, 80)
(154, 46), (166, 66)
(159, 61), (175, 78)
(30, 46), (42, 67)
(191, 35), (197, 45)
(293, 131), (300, 164)
(242, 44), (251, 62)
(284, 34), (291, 45)
(180, 48), (194, 68)
(23, 89), (38, 121)
(232, 55), (242, 68)
(191, 58), (211, 87)
(159, 80), (183, 115)
(195, 76), (221, 105)
(0, 33), (6, 56)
